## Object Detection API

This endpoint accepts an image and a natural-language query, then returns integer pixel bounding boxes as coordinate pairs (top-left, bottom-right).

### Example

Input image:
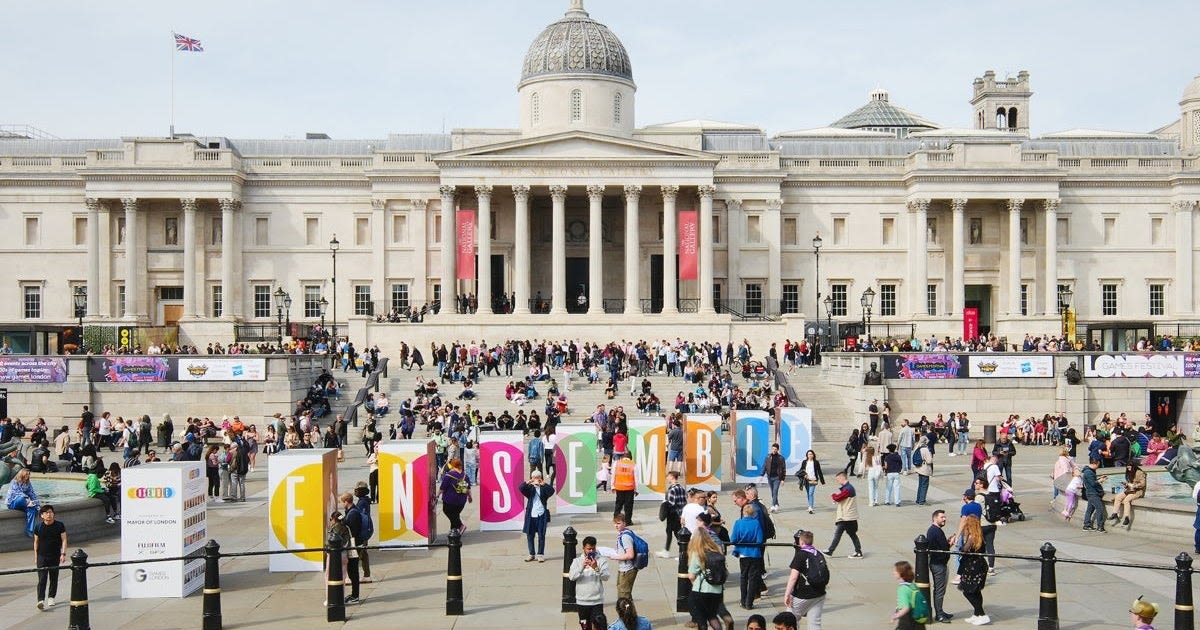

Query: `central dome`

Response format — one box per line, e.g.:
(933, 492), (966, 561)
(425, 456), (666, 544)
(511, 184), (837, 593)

(520, 1), (633, 87)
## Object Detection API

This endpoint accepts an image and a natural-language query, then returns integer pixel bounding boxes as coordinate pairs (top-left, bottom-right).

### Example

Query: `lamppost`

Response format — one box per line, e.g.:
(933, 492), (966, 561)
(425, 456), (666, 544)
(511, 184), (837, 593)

(823, 294), (833, 351)
(329, 235), (340, 343)
(811, 233), (822, 347)
(1057, 285), (1073, 342)
(284, 291), (292, 339)
(73, 286), (87, 353)
(273, 287), (288, 348)
(860, 286), (876, 346)
(319, 296), (329, 338)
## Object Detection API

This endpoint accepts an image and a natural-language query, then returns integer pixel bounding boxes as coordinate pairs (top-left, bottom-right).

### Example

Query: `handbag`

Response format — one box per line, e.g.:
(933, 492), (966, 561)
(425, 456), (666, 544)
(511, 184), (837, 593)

(658, 500), (672, 522)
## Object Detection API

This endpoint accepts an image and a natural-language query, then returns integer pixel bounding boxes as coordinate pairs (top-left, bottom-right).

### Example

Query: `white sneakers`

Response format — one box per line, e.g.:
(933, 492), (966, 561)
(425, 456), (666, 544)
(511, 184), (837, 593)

(655, 550), (674, 559)
(768, 505), (780, 514)
(45, 597), (54, 608)
(965, 615), (991, 625)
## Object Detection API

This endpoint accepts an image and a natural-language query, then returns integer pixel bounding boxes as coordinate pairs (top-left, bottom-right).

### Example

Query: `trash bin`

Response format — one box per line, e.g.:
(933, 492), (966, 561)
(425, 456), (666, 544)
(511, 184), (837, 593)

(983, 424), (997, 445)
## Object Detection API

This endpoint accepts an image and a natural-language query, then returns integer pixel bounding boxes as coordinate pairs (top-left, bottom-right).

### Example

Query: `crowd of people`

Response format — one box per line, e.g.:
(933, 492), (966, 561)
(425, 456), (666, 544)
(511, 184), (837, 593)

(842, 332), (1200, 354)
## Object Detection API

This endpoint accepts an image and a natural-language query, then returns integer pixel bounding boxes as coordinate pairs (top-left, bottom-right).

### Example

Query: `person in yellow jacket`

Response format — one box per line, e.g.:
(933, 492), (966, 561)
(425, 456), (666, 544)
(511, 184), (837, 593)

(612, 452), (638, 526)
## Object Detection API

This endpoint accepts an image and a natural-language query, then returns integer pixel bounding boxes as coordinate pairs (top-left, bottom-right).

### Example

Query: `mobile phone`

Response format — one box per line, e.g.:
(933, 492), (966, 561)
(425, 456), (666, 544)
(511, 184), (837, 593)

(587, 551), (598, 560)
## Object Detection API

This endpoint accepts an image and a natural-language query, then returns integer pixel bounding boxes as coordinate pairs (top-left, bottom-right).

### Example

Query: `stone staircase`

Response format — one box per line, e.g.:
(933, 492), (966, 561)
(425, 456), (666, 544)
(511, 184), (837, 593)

(779, 366), (854, 443)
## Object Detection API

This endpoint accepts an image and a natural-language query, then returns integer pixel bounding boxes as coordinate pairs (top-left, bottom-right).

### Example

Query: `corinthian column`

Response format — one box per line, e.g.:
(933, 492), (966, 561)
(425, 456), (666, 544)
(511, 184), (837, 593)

(512, 185), (531, 314)
(439, 185), (456, 308)
(85, 198), (101, 317)
(908, 198), (930, 318)
(1175, 200), (1196, 316)
(587, 184), (604, 314)
(698, 185), (716, 314)
(1043, 199), (1060, 316)
(661, 185), (679, 314)
(219, 198), (240, 320)
(121, 197), (139, 320)
(951, 198), (966, 317)
(475, 185), (493, 314)
(550, 185), (568, 315)
(623, 185), (641, 314)
(1007, 198), (1025, 316)
(180, 198), (198, 317)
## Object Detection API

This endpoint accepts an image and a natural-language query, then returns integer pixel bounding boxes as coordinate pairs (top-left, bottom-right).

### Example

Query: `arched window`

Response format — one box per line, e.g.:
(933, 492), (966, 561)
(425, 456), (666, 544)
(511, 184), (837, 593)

(613, 92), (621, 125)
(995, 107), (1007, 129)
(1007, 107), (1018, 131)
(570, 89), (583, 123)
(531, 92), (541, 126)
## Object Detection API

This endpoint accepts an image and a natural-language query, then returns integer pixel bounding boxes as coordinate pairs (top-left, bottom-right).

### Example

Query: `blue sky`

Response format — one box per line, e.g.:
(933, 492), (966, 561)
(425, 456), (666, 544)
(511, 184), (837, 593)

(5, 1), (1198, 139)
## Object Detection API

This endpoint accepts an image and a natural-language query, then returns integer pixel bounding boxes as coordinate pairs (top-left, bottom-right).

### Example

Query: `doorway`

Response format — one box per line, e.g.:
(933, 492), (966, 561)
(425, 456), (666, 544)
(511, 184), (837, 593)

(1149, 390), (1185, 435)
(566, 257), (588, 313)
(649, 254), (679, 314)
(964, 284), (993, 335)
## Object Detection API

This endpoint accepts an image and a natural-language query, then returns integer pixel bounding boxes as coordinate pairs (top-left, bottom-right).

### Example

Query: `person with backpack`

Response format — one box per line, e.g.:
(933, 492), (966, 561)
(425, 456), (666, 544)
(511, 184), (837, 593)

(528, 429), (545, 476)
(605, 514), (647, 600)
(913, 436), (933, 506)
(352, 483), (375, 583)
(890, 560), (930, 629)
(744, 486), (776, 542)
(686, 526), (726, 630)
(338, 492), (364, 605)
(437, 457), (472, 536)
(658, 471), (687, 559)
(730, 503), (764, 610)
(784, 529), (828, 629)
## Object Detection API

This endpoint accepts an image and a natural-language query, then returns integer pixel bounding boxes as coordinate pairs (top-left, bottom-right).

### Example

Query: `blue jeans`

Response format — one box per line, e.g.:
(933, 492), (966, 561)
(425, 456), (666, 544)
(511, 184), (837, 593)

(900, 447), (913, 472)
(526, 513), (549, 555)
(886, 472), (901, 505)
(805, 483), (817, 509)
(465, 461), (478, 485)
(767, 477), (782, 507)
(916, 474), (930, 504)
(957, 432), (969, 455)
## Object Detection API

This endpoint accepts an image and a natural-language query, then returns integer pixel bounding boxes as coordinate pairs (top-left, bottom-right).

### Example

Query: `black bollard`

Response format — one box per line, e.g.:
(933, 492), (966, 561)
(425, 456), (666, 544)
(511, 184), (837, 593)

(561, 526), (578, 613)
(1037, 542), (1059, 630)
(202, 540), (223, 630)
(67, 549), (89, 630)
(1176, 552), (1194, 630)
(326, 531), (346, 622)
(913, 535), (931, 608)
(446, 528), (464, 616)
(675, 527), (692, 613)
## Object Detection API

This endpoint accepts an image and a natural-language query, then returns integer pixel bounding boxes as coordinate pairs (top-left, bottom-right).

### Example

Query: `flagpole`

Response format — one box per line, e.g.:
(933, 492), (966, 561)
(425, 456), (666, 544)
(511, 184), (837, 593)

(170, 30), (176, 139)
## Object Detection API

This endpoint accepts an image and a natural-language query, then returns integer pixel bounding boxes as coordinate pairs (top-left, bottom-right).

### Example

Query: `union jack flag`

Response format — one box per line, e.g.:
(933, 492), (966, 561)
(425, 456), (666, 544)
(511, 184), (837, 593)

(173, 32), (203, 52)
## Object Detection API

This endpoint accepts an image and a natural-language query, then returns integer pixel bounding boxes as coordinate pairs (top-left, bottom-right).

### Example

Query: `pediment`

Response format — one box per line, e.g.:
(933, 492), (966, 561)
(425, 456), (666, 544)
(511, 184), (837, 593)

(436, 131), (717, 162)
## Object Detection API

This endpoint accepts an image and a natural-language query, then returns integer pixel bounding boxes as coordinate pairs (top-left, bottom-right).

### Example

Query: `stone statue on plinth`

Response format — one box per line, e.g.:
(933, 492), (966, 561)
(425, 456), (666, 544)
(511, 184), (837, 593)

(864, 362), (883, 385)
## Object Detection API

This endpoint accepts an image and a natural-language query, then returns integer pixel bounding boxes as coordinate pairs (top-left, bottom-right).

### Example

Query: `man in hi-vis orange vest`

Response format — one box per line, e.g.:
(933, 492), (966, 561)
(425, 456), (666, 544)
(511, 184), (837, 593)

(612, 452), (638, 525)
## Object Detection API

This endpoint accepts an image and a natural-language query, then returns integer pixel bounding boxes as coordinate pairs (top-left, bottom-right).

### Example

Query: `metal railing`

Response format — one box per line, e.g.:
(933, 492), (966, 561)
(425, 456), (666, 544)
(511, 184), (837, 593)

(717, 299), (782, 321)
(678, 299), (699, 313)
(602, 298), (625, 314)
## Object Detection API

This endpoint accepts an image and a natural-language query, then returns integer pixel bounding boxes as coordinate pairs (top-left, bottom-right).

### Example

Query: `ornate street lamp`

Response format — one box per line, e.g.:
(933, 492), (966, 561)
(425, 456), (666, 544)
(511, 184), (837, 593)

(319, 296), (329, 337)
(823, 294), (833, 351)
(329, 235), (340, 342)
(1058, 285), (1073, 341)
(860, 286), (876, 344)
(811, 233), (822, 346)
(273, 287), (287, 348)
(73, 286), (87, 353)
(284, 291), (293, 339)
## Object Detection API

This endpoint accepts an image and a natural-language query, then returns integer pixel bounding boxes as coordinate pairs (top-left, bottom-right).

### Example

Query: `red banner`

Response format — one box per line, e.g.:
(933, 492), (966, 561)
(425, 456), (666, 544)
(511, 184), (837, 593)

(678, 210), (698, 280)
(456, 210), (476, 280)
(963, 307), (979, 341)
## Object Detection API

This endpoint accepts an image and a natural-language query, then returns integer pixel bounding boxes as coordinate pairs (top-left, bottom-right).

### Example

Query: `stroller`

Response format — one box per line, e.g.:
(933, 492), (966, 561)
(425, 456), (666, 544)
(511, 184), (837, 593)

(989, 482), (1026, 523)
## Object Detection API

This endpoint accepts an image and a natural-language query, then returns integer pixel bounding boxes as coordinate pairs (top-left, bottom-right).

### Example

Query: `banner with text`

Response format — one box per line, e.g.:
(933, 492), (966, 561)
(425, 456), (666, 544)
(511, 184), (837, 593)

(1083, 353), (1200, 378)
(0, 356), (68, 383)
(176, 358), (266, 381)
(553, 424), (598, 515)
(683, 414), (722, 490)
(968, 355), (1054, 378)
(732, 410), (771, 483)
(268, 449), (338, 572)
(120, 462), (206, 598)
(678, 210), (698, 280)
(378, 441), (437, 546)
(478, 432), (525, 531)
(776, 407), (814, 475)
(882, 354), (967, 379)
(456, 210), (476, 280)
(89, 356), (174, 382)
(628, 417), (667, 500)
(963, 307), (979, 341)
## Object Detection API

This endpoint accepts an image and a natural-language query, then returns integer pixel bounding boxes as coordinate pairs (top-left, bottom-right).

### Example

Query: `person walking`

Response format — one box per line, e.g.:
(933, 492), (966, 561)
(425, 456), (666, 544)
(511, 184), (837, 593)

(658, 471), (686, 558)
(824, 472), (863, 558)
(913, 436), (933, 506)
(797, 450), (826, 514)
(351, 483), (374, 582)
(784, 529), (828, 629)
(229, 439), (249, 502)
(955, 514), (990, 625)
(1081, 457), (1109, 532)
(890, 560), (927, 630)
(883, 444), (903, 507)
(32, 505), (66, 611)
(762, 443), (787, 513)
(685, 527), (725, 630)
(606, 514), (641, 600)
(864, 446), (883, 508)
(730, 503), (765, 610)
(338, 492), (363, 604)
(925, 510), (954, 623)
(519, 470), (554, 562)
(568, 535), (611, 630)
(991, 433), (1017, 487)
(612, 451), (637, 526)
(437, 457), (472, 536)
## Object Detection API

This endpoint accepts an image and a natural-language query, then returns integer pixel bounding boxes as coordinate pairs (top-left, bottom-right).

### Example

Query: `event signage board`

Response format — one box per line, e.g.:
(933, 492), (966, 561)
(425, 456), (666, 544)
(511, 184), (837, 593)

(456, 210), (476, 280)
(553, 424), (598, 515)
(628, 417), (667, 500)
(881, 354), (967, 379)
(731, 410), (771, 483)
(88, 357), (265, 382)
(683, 414), (722, 490)
(378, 440), (437, 546)
(478, 432), (524, 532)
(120, 462), (206, 598)
(968, 355), (1054, 378)
(775, 407), (814, 475)
(267, 449), (339, 571)
(176, 358), (266, 381)
(1082, 353), (1200, 378)
(0, 357), (68, 383)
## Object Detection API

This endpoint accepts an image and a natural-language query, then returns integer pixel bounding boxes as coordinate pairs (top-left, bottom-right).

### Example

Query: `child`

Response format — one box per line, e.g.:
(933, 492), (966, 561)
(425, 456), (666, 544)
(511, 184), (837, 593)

(595, 455), (611, 492)
(1062, 470), (1083, 521)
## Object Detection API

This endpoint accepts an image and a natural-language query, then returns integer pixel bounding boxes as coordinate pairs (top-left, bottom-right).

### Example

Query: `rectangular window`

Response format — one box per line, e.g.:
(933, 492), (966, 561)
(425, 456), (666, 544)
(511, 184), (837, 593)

(782, 283), (799, 314)
(881, 217), (895, 245)
(1149, 283), (1165, 316)
(1102, 283), (1118, 316)
(392, 215), (408, 243)
(355, 217), (370, 246)
(391, 283), (410, 312)
(927, 284), (937, 316)
(746, 215), (762, 244)
(833, 217), (846, 245)
(744, 283), (763, 315)
(782, 217), (798, 246)
(1020, 284), (1029, 316)
(117, 285), (126, 318)
(211, 285), (223, 318)
(712, 283), (722, 306)
(211, 217), (222, 245)
(253, 285), (271, 318)
(831, 283), (848, 317)
(255, 217), (269, 246)
(74, 217), (88, 246)
(165, 217), (179, 246)
(1151, 217), (1164, 245)
(304, 285), (322, 318)
(25, 217), (39, 246)
(432, 284), (441, 306)
(305, 217), (319, 246)
(879, 283), (897, 317)
(1056, 217), (1069, 245)
(158, 286), (184, 301)
(1103, 217), (1116, 245)
(23, 285), (41, 319)
(354, 285), (372, 316)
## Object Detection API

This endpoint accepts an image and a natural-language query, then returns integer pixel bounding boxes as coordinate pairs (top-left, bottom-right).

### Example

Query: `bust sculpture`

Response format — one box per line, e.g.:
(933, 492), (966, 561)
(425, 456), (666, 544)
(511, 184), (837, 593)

(1064, 361), (1082, 385)
(864, 361), (883, 385)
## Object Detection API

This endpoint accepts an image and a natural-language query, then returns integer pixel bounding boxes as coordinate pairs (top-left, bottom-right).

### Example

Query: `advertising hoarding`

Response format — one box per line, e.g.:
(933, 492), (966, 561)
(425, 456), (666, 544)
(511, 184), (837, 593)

(120, 462), (206, 598)
(378, 440), (437, 546)
(267, 449), (339, 571)
(478, 432), (524, 532)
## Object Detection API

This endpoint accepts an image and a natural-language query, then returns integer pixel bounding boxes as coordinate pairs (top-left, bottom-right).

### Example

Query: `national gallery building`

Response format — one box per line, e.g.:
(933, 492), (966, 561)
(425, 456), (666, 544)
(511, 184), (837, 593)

(2, 1), (1199, 352)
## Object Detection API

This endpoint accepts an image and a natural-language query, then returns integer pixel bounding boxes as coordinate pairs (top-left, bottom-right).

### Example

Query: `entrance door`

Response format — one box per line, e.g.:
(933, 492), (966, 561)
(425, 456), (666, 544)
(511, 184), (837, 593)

(163, 304), (183, 326)
(491, 254), (505, 312)
(650, 255), (663, 313)
(964, 284), (993, 335)
(1149, 390), (1185, 435)
(566, 257), (588, 313)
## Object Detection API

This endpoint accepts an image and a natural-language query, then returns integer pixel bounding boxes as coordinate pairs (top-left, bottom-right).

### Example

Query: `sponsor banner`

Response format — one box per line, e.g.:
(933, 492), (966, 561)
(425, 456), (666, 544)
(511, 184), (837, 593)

(882, 354), (966, 380)
(0, 356), (68, 383)
(268, 449), (339, 571)
(378, 441), (436, 546)
(121, 462), (206, 598)
(963, 307), (979, 341)
(478, 433), (524, 531)
(88, 357), (174, 382)
(776, 407), (814, 476)
(683, 414), (722, 490)
(969, 355), (1054, 378)
(678, 210), (698, 280)
(553, 424), (598, 514)
(456, 209), (476, 280)
(1083, 353), (1200, 378)
(628, 417), (667, 500)
(731, 410), (771, 483)
(176, 358), (266, 381)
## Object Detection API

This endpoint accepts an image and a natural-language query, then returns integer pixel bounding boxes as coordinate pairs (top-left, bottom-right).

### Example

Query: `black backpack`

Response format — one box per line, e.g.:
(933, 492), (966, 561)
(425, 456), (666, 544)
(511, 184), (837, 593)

(802, 549), (830, 588)
(754, 500), (776, 539)
(701, 549), (728, 586)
